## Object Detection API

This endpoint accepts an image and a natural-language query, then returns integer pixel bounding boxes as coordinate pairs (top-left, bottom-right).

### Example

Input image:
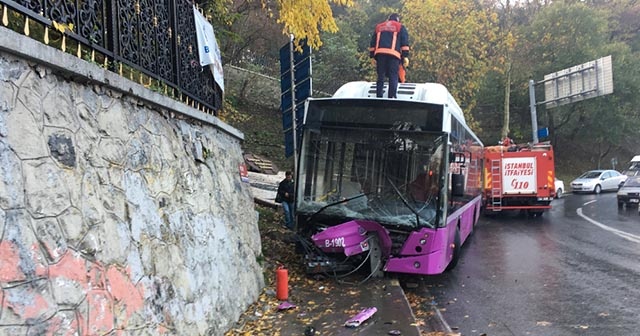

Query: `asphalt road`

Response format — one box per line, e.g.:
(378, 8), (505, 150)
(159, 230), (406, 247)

(417, 192), (640, 336)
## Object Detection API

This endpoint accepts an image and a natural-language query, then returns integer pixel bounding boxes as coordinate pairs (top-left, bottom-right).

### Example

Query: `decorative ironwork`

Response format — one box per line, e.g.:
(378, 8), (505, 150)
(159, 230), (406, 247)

(0, 0), (221, 114)
(46, 0), (76, 26)
(78, 0), (105, 47)
(17, 0), (41, 13)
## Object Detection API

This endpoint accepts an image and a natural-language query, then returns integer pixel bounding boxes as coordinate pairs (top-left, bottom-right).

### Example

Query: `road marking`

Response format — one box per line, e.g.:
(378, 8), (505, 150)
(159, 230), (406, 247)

(583, 200), (597, 206)
(577, 208), (640, 244)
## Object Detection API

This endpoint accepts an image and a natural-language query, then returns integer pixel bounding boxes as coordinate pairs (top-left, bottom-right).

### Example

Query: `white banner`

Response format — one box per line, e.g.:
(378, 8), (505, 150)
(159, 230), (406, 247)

(193, 6), (224, 92)
(502, 157), (537, 194)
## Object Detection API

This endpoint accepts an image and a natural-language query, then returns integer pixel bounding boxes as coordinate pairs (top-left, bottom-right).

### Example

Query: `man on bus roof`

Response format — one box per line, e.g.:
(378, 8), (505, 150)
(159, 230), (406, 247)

(369, 13), (410, 99)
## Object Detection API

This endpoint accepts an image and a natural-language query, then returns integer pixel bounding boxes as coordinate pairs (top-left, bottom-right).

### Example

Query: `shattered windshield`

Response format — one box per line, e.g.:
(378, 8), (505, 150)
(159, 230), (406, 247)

(296, 126), (446, 229)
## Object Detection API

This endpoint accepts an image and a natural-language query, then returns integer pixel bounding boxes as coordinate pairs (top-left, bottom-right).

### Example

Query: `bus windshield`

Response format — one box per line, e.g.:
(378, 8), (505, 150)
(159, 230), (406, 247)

(297, 102), (447, 229)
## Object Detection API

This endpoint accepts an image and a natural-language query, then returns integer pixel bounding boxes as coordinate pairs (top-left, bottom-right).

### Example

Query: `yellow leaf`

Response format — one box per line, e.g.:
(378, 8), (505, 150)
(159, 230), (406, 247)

(52, 21), (74, 34)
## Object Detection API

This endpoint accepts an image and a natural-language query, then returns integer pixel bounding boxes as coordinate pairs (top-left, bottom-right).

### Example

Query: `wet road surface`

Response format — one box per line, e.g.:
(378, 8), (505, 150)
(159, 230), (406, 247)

(418, 192), (640, 335)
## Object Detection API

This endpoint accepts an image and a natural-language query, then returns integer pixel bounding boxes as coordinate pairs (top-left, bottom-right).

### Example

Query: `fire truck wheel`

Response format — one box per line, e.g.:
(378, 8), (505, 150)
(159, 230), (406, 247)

(527, 210), (544, 218)
(446, 227), (461, 272)
(594, 184), (602, 194)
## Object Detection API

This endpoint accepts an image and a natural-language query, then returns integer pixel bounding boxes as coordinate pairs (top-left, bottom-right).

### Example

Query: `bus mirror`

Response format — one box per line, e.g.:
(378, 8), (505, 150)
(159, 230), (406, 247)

(450, 152), (465, 164)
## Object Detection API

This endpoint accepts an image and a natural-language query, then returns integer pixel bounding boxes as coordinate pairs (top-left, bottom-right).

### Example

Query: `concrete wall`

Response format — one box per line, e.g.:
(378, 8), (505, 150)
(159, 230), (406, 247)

(0, 27), (263, 335)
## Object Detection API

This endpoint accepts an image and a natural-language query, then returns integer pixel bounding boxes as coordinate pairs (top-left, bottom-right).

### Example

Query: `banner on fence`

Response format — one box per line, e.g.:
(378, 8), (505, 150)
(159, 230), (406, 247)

(193, 6), (224, 92)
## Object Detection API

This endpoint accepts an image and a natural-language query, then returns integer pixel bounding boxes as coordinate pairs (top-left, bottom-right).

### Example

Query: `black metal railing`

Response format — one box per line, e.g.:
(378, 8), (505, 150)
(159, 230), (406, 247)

(0, 0), (221, 115)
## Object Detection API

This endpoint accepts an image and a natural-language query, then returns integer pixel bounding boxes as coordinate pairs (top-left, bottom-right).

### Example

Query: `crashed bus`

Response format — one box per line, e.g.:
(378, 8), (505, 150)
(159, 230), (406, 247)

(294, 82), (484, 276)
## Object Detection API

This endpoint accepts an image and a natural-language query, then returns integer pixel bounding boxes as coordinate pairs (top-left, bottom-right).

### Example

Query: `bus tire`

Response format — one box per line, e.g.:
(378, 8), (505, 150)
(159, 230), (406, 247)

(446, 227), (461, 272)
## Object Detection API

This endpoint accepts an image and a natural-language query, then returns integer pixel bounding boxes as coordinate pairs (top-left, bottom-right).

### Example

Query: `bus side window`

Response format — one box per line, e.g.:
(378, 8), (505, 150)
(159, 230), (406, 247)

(451, 173), (465, 197)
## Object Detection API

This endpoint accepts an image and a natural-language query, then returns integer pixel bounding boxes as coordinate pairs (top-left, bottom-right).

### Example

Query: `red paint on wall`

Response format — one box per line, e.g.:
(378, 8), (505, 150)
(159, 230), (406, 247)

(44, 311), (80, 336)
(48, 252), (87, 287)
(87, 263), (106, 290)
(106, 266), (145, 328)
(0, 239), (154, 334)
(3, 283), (55, 322)
(0, 240), (23, 282)
(85, 289), (115, 335)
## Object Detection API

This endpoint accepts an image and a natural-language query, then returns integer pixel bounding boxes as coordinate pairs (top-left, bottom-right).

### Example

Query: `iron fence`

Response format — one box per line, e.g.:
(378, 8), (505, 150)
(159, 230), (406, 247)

(0, 0), (221, 115)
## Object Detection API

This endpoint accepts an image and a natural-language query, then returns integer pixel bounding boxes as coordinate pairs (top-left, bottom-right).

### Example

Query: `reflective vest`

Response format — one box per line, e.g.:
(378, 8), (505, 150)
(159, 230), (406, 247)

(369, 20), (410, 59)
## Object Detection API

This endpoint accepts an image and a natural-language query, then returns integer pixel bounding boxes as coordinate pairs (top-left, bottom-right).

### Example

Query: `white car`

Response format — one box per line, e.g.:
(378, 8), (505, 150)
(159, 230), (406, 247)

(554, 178), (565, 198)
(570, 169), (627, 194)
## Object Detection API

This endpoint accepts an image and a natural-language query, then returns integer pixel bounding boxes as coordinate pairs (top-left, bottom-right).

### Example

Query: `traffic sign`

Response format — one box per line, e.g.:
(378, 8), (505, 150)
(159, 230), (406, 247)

(280, 38), (312, 158)
(542, 55), (613, 108)
(537, 127), (549, 139)
(282, 102), (305, 131)
(280, 77), (311, 112)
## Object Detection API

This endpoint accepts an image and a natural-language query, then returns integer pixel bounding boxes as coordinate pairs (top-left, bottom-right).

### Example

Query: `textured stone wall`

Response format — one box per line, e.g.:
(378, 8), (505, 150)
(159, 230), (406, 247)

(0, 32), (264, 335)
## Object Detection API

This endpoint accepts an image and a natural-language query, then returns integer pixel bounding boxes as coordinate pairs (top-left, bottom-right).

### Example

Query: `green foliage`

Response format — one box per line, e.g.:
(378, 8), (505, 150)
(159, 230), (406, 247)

(403, 0), (500, 121)
(312, 20), (367, 93)
(214, 0), (640, 175)
(513, 3), (638, 168)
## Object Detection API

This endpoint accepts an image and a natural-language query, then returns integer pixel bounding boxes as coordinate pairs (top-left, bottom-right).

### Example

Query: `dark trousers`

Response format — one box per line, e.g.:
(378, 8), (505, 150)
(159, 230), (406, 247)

(375, 54), (400, 98)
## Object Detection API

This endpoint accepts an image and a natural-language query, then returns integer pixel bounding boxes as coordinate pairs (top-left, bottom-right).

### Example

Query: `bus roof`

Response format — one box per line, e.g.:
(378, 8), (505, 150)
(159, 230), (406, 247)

(332, 81), (467, 126)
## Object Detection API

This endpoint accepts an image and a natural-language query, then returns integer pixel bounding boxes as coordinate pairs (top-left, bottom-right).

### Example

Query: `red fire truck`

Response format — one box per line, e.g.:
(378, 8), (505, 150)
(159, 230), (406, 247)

(483, 141), (556, 217)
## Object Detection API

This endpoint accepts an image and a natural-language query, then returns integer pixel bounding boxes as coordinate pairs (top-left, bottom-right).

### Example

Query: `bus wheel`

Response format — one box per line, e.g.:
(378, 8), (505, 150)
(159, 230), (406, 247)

(446, 227), (461, 272)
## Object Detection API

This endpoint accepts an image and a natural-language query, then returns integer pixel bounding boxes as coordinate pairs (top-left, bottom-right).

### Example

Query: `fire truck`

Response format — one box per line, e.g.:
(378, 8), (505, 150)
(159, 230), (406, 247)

(483, 141), (556, 217)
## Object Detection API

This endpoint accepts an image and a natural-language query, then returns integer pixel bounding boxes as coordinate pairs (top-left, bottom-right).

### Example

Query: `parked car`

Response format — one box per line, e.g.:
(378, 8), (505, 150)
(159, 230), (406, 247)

(554, 177), (565, 198)
(570, 169), (627, 194)
(617, 176), (640, 208)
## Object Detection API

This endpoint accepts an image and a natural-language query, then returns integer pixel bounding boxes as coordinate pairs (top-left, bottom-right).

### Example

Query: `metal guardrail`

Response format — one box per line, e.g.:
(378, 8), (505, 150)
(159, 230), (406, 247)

(0, 0), (221, 115)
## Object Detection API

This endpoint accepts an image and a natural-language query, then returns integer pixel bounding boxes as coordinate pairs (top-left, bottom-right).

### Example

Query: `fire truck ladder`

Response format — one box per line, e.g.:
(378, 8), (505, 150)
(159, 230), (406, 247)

(467, 157), (478, 189)
(491, 159), (502, 210)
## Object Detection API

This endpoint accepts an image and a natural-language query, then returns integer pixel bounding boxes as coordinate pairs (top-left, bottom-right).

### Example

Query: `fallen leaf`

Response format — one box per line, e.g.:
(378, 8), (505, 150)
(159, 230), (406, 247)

(536, 321), (552, 327)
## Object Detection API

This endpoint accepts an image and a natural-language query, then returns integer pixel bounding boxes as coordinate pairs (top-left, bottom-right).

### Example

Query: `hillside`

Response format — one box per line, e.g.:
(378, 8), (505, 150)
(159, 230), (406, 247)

(222, 66), (638, 183)
(222, 66), (293, 171)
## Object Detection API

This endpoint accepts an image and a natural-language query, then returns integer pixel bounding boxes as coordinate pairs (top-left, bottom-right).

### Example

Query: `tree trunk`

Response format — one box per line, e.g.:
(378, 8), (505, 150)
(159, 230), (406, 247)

(501, 62), (512, 139)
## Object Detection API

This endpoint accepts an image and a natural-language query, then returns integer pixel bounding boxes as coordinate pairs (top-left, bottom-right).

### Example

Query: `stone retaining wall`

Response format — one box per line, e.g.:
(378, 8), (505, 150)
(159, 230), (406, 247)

(0, 27), (263, 335)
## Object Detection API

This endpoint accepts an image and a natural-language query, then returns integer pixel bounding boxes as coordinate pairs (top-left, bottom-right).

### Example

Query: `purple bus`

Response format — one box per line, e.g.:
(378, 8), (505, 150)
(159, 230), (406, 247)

(294, 82), (484, 276)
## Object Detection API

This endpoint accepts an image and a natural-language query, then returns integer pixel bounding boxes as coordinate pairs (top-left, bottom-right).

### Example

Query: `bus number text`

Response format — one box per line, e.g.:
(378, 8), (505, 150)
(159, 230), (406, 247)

(325, 237), (345, 248)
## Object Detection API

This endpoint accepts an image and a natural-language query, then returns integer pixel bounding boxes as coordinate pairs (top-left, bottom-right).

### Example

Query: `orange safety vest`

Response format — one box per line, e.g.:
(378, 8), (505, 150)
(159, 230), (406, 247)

(369, 20), (410, 60)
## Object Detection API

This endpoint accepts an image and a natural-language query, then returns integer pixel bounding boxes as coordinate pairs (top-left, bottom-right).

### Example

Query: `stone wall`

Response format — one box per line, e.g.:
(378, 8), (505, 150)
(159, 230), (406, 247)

(0, 27), (263, 335)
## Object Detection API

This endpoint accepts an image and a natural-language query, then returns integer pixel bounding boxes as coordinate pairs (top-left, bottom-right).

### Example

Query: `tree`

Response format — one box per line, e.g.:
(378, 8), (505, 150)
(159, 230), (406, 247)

(402, 0), (499, 123)
(516, 1), (640, 166)
(268, 0), (354, 49)
(312, 20), (367, 94)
